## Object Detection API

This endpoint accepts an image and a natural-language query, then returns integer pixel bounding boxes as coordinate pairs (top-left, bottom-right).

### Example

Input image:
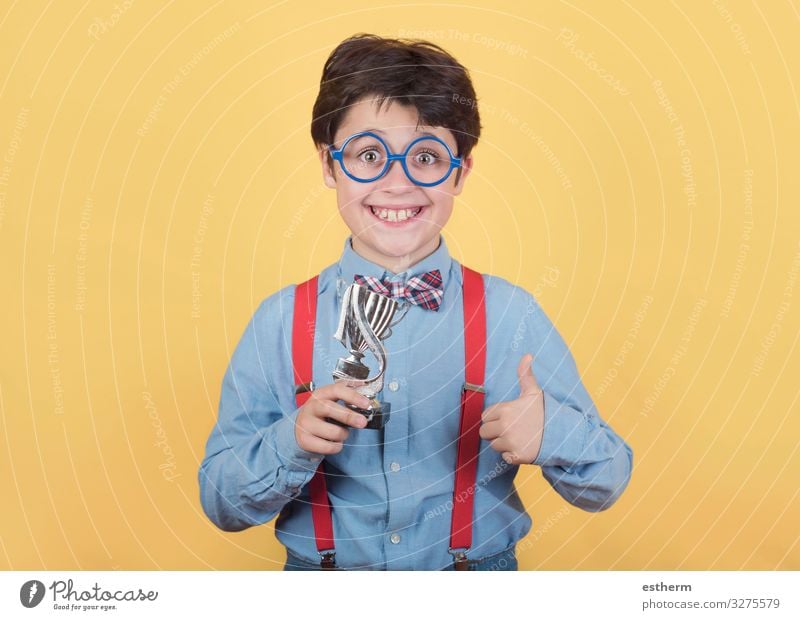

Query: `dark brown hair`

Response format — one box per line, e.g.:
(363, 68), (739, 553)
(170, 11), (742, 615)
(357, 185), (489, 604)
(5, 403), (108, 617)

(311, 33), (481, 176)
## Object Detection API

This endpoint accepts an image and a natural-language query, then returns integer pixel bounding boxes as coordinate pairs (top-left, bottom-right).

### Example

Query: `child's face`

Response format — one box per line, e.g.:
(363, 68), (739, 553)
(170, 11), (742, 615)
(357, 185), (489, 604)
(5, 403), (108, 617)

(319, 97), (473, 272)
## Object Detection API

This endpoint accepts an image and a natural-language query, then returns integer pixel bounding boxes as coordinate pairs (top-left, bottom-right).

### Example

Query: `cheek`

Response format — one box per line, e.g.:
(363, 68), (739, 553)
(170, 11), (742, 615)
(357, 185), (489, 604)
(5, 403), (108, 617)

(335, 182), (369, 211)
(429, 195), (455, 219)
(436, 208), (454, 226)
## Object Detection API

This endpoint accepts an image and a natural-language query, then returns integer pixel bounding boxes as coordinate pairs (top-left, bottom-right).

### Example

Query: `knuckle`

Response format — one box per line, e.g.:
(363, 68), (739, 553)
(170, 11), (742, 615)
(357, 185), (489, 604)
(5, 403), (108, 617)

(323, 401), (341, 417)
(312, 439), (330, 454)
(328, 442), (344, 454)
(322, 403), (338, 419)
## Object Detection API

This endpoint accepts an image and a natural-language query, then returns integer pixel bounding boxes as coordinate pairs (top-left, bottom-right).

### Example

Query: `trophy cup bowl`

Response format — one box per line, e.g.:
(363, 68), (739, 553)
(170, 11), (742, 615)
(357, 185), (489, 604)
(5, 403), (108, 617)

(330, 282), (409, 430)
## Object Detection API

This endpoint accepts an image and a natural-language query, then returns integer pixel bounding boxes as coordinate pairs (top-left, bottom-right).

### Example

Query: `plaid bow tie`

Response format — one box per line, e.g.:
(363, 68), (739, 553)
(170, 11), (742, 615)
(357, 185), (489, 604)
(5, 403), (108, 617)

(353, 269), (444, 311)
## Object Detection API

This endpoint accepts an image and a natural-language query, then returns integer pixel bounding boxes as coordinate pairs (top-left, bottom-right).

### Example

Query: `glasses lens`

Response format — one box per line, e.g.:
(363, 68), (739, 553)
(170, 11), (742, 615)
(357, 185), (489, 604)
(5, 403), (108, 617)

(341, 134), (388, 181)
(404, 138), (453, 185)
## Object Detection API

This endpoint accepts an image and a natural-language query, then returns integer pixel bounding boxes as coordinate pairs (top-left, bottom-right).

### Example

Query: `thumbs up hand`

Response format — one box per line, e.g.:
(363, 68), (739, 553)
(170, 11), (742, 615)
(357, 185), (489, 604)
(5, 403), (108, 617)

(479, 353), (545, 466)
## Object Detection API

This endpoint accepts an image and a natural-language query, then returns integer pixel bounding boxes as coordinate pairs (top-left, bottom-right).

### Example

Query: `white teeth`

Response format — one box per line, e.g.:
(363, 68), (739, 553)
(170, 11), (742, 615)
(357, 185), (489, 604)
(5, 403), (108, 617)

(369, 206), (423, 222)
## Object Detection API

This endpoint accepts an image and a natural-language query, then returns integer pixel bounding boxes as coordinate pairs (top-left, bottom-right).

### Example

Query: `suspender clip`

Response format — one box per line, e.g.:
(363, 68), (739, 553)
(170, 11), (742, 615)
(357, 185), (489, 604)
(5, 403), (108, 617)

(319, 550), (336, 570)
(295, 381), (315, 395)
(463, 382), (485, 394)
(448, 547), (470, 571)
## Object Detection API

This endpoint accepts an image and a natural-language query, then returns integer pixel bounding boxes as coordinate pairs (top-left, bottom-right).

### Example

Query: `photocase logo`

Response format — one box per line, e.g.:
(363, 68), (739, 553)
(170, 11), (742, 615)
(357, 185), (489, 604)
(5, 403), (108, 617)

(20, 580), (45, 608)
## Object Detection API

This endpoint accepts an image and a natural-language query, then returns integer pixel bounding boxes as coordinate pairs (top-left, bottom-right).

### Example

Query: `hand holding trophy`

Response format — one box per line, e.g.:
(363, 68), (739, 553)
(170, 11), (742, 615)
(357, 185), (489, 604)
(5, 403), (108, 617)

(293, 382), (372, 455)
(330, 282), (410, 430)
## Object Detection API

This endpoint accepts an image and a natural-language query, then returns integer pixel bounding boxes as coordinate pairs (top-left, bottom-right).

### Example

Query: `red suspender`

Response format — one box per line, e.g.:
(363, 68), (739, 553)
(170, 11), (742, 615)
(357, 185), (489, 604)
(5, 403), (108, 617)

(292, 276), (336, 569)
(450, 265), (487, 569)
(291, 264), (486, 570)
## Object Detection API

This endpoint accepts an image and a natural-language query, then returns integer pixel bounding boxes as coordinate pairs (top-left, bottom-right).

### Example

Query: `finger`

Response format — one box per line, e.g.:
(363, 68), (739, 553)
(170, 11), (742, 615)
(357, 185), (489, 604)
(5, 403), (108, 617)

(490, 436), (513, 454)
(316, 382), (374, 410)
(319, 399), (369, 429)
(307, 416), (351, 442)
(517, 353), (541, 397)
(481, 403), (502, 423)
(479, 419), (504, 441)
(299, 434), (345, 456)
(501, 451), (521, 465)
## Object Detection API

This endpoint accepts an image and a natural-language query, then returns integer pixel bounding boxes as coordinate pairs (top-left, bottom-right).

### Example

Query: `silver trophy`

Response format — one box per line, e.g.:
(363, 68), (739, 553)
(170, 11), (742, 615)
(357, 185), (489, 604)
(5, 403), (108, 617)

(331, 282), (410, 429)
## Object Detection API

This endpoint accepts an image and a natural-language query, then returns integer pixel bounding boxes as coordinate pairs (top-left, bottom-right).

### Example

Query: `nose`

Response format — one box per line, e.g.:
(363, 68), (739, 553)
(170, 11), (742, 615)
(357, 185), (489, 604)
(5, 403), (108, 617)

(375, 157), (415, 191)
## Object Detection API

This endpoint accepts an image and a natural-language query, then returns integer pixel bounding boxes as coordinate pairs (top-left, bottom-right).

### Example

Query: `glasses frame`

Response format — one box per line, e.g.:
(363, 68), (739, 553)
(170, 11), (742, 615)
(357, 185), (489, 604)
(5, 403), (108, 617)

(328, 131), (462, 187)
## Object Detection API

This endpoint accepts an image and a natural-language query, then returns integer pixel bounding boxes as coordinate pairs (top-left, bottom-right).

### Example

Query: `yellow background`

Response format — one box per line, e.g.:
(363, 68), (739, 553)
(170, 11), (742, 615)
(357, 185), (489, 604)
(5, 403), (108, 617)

(1, 0), (798, 570)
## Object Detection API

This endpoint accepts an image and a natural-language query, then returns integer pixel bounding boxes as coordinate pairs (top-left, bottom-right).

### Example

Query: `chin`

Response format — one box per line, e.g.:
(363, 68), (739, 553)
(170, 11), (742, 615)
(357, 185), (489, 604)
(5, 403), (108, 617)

(367, 236), (416, 255)
(368, 233), (435, 259)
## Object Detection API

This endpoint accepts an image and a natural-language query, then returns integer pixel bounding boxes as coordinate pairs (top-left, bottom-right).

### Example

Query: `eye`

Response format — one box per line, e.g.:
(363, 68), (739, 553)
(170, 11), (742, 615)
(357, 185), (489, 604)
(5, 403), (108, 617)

(358, 148), (382, 164)
(414, 150), (439, 166)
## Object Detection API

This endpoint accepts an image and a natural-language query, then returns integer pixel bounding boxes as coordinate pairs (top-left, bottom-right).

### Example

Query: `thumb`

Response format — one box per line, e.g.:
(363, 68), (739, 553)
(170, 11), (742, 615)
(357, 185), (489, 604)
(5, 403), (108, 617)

(517, 353), (540, 397)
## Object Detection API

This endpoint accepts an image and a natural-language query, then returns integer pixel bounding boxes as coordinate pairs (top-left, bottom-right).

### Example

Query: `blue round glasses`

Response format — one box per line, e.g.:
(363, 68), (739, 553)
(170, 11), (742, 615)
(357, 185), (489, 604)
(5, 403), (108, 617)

(328, 131), (462, 187)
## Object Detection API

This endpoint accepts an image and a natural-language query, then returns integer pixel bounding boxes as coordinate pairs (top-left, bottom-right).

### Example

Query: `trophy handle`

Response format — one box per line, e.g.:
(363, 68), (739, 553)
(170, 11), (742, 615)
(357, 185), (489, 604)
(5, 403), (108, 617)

(332, 283), (353, 345)
(389, 301), (411, 327)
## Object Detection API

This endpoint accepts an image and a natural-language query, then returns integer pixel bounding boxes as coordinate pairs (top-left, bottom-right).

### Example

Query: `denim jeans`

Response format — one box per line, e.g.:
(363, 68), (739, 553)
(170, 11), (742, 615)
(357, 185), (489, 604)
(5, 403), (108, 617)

(283, 545), (518, 571)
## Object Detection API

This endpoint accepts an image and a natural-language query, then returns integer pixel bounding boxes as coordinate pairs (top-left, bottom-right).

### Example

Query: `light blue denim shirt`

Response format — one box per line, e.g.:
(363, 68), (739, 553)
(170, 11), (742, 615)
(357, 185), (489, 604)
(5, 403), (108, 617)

(198, 235), (633, 570)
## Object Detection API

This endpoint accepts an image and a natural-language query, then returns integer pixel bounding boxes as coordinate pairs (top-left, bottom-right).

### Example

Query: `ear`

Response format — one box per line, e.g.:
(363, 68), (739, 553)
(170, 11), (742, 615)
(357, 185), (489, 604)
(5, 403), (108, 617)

(451, 153), (473, 196)
(318, 147), (337, 189)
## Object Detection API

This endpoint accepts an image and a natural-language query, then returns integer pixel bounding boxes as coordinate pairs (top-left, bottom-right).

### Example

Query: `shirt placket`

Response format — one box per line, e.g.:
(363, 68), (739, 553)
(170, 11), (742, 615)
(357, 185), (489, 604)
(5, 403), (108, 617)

(381, 274), (414, 569)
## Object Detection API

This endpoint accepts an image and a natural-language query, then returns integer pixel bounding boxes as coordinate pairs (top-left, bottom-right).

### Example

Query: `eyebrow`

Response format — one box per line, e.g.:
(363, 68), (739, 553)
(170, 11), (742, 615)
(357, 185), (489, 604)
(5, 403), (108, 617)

(331, 128), (448, 151)
(360, 127), (438, 138)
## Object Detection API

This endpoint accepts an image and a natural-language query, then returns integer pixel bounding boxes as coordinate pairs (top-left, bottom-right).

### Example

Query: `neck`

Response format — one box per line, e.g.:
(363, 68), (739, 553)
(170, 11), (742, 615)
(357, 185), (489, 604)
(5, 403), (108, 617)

(351, 236), (440, 274)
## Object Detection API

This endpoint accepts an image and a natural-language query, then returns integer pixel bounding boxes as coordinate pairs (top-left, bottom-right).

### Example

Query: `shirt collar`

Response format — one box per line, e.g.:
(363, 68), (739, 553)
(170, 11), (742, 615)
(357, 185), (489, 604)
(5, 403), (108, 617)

(336, 234), (453, 293)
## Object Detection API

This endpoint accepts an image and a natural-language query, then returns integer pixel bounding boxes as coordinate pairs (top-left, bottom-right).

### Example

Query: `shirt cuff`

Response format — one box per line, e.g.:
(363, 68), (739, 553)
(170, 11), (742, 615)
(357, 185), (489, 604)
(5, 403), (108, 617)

(271, 407), (323, 480)
(531, 390), (588, 469)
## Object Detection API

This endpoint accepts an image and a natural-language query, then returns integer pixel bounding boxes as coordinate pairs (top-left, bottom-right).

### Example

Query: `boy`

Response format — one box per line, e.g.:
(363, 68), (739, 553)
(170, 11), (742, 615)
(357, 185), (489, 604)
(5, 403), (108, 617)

(198, 34), (633, 571)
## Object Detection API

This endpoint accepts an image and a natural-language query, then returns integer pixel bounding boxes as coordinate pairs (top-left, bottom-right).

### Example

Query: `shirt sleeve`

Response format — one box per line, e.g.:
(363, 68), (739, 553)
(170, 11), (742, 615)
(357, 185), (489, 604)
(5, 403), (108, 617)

(198, 294), (322, 532)
(525, 293), (634, 512)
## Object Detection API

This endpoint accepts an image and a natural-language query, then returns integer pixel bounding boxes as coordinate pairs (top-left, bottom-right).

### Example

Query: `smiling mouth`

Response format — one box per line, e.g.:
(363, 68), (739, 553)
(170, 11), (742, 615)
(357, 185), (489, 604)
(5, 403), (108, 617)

(366, 204), (426, 223)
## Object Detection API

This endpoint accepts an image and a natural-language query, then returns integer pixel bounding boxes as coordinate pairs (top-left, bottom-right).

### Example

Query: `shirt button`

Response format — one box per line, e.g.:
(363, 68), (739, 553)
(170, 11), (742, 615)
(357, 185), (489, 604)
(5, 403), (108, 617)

(390, 533), (401, 544)
(390, 462), (401, 472)
(288, 486), (300, 495)
(388, 380), (399, 392)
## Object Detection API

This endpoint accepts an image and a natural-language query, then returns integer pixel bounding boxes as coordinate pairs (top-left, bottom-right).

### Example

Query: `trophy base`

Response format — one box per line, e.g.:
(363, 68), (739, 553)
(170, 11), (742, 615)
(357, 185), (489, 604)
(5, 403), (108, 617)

(327, 402), (391, 430)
